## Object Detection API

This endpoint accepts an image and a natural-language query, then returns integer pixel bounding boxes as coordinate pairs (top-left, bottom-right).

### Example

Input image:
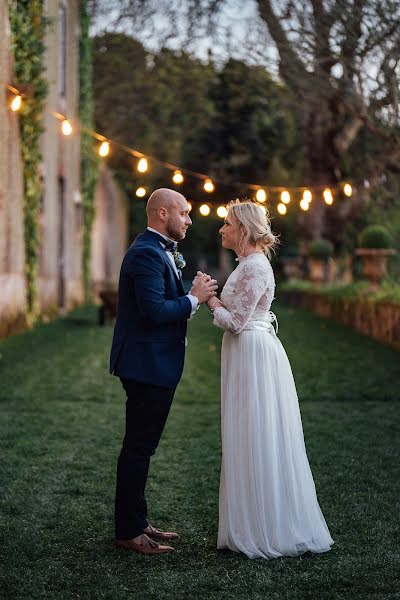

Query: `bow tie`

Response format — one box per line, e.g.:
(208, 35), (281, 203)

(164, 240), (178, 252)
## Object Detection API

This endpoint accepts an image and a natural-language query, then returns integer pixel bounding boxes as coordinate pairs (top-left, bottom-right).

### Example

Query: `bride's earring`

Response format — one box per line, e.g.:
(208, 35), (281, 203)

(239, 234), (246, 256)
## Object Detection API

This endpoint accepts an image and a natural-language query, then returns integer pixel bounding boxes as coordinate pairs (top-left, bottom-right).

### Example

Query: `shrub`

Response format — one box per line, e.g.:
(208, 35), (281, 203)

(358, 225), (392, 249)
(309, 239), (334, 261)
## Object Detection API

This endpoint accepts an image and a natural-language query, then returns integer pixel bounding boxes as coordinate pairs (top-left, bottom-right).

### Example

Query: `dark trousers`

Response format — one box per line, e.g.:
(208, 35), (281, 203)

(115, 378), (175, 539)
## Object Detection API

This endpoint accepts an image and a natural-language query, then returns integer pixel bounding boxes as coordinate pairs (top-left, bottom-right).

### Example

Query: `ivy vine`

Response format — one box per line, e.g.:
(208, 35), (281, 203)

(9, 0), (48, 325)
(80, 0), (99, 301)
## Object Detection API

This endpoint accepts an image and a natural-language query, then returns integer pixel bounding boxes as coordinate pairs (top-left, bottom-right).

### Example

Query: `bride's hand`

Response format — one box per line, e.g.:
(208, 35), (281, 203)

(207, 297), (223, 311)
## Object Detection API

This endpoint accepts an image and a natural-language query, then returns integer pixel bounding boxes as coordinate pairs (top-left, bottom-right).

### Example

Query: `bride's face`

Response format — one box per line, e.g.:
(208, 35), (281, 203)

(220, 210), (241, 252)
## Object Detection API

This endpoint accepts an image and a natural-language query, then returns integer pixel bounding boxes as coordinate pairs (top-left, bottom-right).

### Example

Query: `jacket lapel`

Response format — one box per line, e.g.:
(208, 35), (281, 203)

(141, 230), (185, 293)
(165, 258), (185, 293)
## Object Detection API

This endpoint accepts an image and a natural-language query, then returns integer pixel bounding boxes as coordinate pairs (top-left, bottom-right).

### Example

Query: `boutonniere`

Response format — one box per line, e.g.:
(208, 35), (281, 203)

(172, 250), (186, 270)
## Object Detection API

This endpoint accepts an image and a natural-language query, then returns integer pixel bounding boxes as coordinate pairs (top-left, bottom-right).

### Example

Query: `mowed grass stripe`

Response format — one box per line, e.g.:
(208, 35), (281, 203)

(0, 303), (399, 600)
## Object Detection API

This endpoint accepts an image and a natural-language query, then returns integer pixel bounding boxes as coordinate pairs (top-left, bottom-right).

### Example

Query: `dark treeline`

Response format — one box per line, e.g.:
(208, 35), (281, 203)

(92, 31), (400, 274)
(92, 32), (302, 263)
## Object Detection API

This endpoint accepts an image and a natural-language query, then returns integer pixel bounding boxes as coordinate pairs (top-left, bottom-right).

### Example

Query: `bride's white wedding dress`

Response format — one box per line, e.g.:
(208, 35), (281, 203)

(212, 252), (334, 559)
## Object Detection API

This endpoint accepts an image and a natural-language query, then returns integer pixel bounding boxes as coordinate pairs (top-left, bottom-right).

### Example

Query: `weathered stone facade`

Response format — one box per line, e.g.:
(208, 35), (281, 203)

(39, 0), (83, 312)
(91, 164), (128, 297)
(0, 1), (26, 337)
(0, 0), (128, 337)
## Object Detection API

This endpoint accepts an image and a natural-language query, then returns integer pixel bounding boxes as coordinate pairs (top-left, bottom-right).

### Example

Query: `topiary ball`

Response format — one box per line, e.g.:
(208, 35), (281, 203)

(309, 239), (334, 261)
(358, 225), (392, 249)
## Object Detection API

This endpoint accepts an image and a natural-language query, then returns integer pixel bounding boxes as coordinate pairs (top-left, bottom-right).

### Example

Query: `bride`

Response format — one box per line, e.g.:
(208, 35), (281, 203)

(206, 199), (334, 559)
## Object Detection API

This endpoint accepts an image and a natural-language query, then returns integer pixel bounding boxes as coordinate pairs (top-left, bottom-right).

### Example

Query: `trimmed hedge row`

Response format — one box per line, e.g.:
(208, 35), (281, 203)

(280, 289), (400, 349)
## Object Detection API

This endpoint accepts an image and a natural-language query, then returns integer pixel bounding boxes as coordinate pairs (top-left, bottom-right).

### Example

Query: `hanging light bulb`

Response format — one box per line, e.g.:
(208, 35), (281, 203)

(172, 170), (184, 184)
(61, 119), (72, 136)
(277, 203), (287, 215)
(99, 141), (110, 157)
(256, 188), (267, 203)
(199, 204), (210, 216)
(10, 94), (22, 112)
(300, 198), (310, 211)
(323, 188), (333, 205)
(203, 179), (214, 193)
(137, 158), (148, 173)
(217, 205), (228, 218)
(136, 186), (146, 198)
(187, 201), (192, 212)
(281, 190), (291, 204)
(303, 189), (312, 203)
(343, 183), (352, 197)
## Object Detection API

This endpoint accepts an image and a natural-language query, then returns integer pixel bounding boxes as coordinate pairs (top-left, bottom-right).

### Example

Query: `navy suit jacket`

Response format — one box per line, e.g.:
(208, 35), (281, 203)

(109, 229), (192, 389)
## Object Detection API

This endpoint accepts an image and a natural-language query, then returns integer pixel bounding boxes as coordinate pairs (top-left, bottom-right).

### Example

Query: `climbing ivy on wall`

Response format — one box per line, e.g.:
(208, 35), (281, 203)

(9, 0), (48, 325)
(80, 0), (99, 301)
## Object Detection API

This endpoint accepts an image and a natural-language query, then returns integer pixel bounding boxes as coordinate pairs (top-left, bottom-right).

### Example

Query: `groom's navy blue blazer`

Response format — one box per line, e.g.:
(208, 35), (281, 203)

(109, 229), (192, 389)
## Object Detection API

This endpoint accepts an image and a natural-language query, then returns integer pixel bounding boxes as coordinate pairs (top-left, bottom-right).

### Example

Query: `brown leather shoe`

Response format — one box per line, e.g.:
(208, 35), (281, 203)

(114, 534), (174, 555)
(144, 524), (179, 541)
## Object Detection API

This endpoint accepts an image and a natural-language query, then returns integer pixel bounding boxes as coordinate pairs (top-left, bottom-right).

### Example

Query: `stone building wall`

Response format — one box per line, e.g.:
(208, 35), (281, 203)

(0, 1), (26, 337)
(0, 0), (128, 338)
(90, 165), (128, 296)
(39, 0), (83, 312)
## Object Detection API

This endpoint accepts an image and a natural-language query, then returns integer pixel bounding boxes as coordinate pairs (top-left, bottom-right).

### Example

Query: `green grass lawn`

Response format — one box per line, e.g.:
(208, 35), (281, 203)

(0, 303), (399, 600)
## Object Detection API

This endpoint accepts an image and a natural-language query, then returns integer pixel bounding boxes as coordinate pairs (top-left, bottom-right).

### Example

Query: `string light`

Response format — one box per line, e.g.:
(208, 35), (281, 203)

(199, 204), (210, 216)
(137, 158), (148, 173)
(10, 94), (22, 112)
(343, 183), (352, 197)
(217, 205), (228, 218)
(203, 179), (214, 193)
(187, 201), (192, 212)
(256, 188), (267, 203)
(99, 141), (110, 157)
(300, 198), (310, 211)
(136, 186), (146, 197)
(172, 170), (184, 184)
(277, 203), (287, 215)
(61, 119), (72, 136)
(4, 82), (358, 208)
(323, 188), (333, 205)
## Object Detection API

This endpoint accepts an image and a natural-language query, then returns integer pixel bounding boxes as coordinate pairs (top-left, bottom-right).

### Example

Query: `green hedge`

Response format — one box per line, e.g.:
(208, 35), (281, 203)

(281, 279), (400, 304)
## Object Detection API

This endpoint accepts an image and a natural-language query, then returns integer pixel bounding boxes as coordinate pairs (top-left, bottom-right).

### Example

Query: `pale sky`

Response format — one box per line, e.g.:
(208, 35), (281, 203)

(92, 0), (278, 72)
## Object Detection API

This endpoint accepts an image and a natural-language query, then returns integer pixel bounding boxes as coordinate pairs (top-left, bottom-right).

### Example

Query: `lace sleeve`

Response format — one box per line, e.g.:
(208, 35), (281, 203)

(213, 261), (270, 334)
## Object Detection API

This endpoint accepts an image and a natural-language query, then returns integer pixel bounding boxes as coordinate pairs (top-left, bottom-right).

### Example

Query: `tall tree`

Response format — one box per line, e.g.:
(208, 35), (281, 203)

(255, 0), (400, 236)
(91, 0), (400, 239)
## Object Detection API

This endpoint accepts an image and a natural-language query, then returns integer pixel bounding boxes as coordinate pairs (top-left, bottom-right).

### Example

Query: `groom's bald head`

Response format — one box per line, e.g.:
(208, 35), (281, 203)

(146, 188), (192, 241)
(146, 188), (184, 216)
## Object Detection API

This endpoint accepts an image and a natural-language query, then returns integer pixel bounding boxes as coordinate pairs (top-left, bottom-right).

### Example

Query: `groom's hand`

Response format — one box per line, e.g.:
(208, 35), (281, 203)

(190, 273), (218, 304)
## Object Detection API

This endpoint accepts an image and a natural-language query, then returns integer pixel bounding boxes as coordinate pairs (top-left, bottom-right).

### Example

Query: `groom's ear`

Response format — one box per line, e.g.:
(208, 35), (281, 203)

(159, 206), (168, 221)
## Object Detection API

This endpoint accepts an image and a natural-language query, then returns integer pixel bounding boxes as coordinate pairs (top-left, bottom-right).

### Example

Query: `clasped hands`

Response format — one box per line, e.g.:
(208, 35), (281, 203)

(190, 271), (224, 311)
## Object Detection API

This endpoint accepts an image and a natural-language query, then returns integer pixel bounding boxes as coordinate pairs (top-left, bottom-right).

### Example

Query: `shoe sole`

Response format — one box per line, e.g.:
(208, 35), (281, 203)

(114, 542), (175, 555)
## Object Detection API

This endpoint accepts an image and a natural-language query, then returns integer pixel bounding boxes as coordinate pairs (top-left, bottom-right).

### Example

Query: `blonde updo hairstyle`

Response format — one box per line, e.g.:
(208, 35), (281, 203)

(227, 198), (279, 259)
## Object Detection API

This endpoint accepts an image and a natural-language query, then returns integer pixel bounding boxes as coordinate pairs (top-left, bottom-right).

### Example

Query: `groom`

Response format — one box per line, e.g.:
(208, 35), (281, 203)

(110, 188), (217, 555)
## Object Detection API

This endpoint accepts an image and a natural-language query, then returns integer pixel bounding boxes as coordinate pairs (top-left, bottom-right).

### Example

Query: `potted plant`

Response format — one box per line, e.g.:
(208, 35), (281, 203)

(355, 225), (396, 290)
(308, 239), (334, 285)
(279, 244), (303, 279)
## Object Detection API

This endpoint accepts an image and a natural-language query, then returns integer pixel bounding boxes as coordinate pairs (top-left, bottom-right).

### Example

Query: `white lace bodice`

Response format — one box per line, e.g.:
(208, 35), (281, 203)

(213, 253), (275, 334)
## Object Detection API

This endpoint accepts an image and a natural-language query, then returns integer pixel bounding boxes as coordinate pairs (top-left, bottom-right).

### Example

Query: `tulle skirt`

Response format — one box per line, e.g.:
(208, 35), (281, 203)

(217, 322), (334, 559)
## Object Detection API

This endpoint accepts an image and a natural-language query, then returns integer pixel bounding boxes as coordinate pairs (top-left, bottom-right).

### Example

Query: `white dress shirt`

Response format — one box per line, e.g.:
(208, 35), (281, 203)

(147, 227), (199, 316)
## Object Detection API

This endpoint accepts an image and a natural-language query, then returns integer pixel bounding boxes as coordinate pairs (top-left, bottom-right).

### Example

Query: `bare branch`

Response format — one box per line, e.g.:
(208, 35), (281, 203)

(256, 0), (310, 94)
